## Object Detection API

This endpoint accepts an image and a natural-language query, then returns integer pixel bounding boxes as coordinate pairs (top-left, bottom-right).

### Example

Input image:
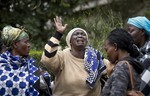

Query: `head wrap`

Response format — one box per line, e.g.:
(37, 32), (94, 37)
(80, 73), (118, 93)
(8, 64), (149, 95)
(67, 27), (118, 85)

(1, 26), (29, 49)
(127, 16), (150, 36)
(66, 28), (88, 48)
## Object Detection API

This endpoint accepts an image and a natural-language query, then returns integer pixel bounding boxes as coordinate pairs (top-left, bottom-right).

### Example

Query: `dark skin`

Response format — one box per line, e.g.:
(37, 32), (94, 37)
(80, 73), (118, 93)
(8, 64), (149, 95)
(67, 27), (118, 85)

(54, 16), (112, 76)
(0, 45), (6, 54)
(70, 30), (88, 59)
(126, 24), (148, 48)
(103, 40), (130, 76)
(70, 31), (87, 47)
(54, 16), (87, 59)
(11, 37), (31, 57)
(70, 49), (85, 59)
(104, 40), (129, 64)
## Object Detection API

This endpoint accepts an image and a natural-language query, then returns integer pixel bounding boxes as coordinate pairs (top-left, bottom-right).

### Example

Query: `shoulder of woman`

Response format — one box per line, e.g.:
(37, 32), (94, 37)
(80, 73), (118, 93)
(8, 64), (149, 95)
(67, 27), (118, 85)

(115, 61), (129, 71)
(63, 47), (70, 51)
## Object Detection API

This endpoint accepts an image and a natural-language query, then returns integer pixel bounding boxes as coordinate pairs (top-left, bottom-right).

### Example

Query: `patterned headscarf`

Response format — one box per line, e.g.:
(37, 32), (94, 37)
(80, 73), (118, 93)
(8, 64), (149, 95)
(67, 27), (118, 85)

(1, 26), (29, 49)
(66, 28), (88, 48)
(127, 16), (150, 36)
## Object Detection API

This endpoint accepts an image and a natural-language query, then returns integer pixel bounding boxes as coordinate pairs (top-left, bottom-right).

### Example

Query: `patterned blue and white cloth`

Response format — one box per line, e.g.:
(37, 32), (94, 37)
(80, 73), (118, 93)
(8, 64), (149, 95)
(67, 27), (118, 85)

(0, 51), (40, 96)
(84, 46), (106, 88)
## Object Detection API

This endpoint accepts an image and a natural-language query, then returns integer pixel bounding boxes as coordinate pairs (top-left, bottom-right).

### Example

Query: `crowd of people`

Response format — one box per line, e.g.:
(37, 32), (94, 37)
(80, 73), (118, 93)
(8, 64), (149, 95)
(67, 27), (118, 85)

(0, 16), (150, 96)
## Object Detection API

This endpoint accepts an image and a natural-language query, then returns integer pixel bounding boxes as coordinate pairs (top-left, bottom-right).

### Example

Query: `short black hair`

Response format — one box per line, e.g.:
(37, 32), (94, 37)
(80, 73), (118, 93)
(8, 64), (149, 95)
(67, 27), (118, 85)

(107, 28), (140, 58)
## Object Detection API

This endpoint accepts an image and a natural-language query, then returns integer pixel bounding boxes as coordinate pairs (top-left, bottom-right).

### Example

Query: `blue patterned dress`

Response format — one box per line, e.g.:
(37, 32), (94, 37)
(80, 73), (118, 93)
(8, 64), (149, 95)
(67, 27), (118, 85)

(0, 51), (40, 96)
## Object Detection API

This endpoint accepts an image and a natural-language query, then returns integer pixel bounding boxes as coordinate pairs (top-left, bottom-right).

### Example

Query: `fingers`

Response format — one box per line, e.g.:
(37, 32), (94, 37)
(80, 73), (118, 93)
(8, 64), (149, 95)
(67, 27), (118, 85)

(57, 16), (62, 23)
(53, 16), (67, 33)
(54, 16), (62, 24)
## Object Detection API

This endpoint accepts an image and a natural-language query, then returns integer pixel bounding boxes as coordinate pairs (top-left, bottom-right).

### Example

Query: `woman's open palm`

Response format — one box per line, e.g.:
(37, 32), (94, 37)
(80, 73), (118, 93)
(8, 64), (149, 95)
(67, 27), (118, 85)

(54, 16), (67, 33)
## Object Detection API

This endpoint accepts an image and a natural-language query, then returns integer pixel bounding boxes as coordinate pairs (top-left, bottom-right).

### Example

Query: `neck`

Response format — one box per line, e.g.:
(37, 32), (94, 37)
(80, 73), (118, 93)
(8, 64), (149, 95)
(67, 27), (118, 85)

(11, 50), (19, 56)
(138, 35), (148, 48)
(118, 50), (130, 61)
(70, 48), (85, 59)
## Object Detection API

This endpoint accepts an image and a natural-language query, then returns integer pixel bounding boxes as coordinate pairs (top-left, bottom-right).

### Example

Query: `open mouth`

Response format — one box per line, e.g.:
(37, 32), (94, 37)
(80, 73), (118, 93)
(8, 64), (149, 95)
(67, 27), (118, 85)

(76, 40), (85, 45)
(76, 38), (84, 43)
(77, 40), (84, 43)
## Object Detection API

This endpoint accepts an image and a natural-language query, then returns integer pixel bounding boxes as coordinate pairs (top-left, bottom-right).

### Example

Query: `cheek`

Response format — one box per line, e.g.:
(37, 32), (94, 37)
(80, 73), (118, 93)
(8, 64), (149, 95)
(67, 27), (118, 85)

(131, 30), (140, 37)
(132, 32), (141, 42)
(85, 36), (88, 40)
(107, 51), (113, 60)
(20, 45), (29, 55)
(85, 39), (88, 44)
(106, 49), (112, 59)
(107, 49), (117, 63)
(131, 32), (137, 38)
(22, 45), (29, 51)
(111, 53), (118, 64)
(18, 44), (28, 51)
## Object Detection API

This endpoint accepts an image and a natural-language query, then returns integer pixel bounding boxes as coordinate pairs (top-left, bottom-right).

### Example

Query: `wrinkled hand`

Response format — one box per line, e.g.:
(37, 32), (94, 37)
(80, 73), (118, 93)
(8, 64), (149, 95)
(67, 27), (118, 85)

(54, 16), (67, 33)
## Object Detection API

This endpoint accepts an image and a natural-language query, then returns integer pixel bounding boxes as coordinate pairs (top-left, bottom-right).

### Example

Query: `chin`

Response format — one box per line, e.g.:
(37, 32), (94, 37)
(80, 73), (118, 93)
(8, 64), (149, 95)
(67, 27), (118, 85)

(78, 44), (86, 47)
(108, 58), (114, 64)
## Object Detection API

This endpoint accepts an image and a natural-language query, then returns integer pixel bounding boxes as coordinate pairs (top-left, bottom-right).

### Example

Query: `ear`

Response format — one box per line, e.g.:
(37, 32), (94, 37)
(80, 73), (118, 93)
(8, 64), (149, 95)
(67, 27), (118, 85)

(113, 43), (118, 51)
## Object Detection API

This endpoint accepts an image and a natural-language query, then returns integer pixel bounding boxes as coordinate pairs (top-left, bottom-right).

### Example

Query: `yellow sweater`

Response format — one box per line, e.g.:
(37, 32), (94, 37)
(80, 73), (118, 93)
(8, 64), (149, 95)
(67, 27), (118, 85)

(41, 33), (101, 96)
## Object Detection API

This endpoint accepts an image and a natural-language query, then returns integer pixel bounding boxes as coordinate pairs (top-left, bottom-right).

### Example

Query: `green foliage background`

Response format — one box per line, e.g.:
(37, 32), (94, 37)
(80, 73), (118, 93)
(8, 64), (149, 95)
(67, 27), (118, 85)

(0, 0), (150, 62)
(29, 50), (43, 62)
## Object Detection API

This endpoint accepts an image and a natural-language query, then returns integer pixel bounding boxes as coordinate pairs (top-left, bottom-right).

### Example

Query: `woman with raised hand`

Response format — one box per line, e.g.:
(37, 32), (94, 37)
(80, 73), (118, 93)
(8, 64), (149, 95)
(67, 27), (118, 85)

(40, 16), (107, 96)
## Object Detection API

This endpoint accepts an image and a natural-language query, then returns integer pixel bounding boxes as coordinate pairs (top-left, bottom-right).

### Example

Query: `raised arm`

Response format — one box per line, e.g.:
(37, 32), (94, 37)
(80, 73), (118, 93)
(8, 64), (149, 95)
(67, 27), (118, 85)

(40, 16), (67, 75)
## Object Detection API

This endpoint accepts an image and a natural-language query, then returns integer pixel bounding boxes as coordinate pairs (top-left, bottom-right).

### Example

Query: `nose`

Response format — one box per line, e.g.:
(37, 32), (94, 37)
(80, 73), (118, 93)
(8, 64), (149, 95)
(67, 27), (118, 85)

(78, 33), (83, 37)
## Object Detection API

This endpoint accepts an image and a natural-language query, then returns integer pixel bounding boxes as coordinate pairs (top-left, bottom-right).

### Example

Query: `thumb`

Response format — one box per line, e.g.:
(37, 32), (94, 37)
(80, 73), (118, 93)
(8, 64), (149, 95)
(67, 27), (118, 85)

(64, 24), (68, 29)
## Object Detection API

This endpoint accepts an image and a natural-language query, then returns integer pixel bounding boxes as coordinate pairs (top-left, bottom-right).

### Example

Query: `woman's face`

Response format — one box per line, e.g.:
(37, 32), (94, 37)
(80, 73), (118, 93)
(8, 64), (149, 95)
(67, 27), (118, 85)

(70, 30), (88, 48)
(126, 24), (143, 46)
(104, 40), (118, 64)
(13, 37), (31, 56)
